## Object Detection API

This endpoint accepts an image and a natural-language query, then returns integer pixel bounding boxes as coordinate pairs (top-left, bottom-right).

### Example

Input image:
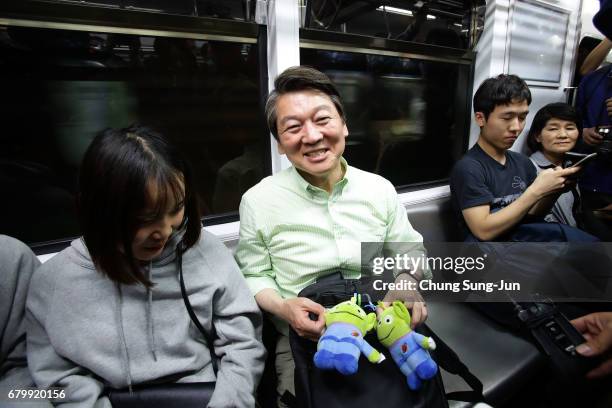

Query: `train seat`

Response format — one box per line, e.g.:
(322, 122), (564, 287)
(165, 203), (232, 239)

(405, 196), (546, 407)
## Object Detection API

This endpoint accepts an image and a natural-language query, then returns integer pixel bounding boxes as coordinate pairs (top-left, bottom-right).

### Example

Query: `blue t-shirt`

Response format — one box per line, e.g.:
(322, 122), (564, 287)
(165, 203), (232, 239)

(577, 65), (612, 129)
(575, 65), (612, 195)
(450, 144), (537, 238)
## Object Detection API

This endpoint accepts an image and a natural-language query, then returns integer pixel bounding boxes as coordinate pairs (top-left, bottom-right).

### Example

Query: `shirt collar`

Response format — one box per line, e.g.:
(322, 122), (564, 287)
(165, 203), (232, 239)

(473, 143), (508, 168)
(289, 157), (349, 193)
(530, 150), (554, 168)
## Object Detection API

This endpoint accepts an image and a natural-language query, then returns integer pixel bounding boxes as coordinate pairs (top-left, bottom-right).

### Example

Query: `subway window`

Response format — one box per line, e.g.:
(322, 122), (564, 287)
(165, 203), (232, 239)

(39, 0), (255, 21)
(303, 0), (485, 50)
(0, 24), (269, 246)
(300, 45), (473, 189)
(299, 0), (480, 189)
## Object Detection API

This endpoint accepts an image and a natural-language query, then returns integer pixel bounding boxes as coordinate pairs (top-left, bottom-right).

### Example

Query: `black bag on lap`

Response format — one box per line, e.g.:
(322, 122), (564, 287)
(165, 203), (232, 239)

(290, 273), (484, 408)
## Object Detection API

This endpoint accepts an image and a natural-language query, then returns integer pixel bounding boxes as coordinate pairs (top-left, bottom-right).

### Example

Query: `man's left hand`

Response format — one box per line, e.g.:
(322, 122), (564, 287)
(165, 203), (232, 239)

(380, 272), (427, 328)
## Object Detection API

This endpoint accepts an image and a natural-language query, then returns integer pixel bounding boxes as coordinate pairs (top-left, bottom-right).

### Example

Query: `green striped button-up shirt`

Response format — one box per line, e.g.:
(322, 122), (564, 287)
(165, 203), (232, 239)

(235, 158), (428, 305)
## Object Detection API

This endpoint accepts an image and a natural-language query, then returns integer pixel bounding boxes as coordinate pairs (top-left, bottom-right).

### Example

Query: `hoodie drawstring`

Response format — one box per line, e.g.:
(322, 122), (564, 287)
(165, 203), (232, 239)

(115, 284), (134, 392)
(146, 262), (158, 361)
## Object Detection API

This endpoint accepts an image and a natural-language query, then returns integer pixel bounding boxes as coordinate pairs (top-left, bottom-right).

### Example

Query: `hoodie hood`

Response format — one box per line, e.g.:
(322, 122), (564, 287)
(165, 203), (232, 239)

(67, 223), (189, 390)
(70, 222), (188, 269)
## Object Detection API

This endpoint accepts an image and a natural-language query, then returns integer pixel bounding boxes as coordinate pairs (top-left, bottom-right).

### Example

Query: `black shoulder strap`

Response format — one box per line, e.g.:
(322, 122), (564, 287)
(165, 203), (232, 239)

(177, 244), (219, 374)
(427, 326), (485, 403)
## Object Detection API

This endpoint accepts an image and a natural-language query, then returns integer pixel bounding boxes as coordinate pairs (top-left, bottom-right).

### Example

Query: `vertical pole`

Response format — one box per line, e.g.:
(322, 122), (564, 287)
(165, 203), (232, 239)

(266, 0), (300, 172)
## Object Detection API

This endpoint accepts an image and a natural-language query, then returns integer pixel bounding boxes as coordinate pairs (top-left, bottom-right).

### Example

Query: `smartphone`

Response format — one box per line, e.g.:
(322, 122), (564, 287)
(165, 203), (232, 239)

(562, 152), (597, 168)
(569, 152), (597, 168)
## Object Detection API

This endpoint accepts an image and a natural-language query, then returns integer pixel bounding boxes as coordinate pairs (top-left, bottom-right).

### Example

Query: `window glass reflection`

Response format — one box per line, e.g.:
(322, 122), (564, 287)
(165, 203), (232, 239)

(304, 0), (486, 50)
(0, 26), (268, 245)
(42, 0), (253, 21)
(301, 48), (469, 187)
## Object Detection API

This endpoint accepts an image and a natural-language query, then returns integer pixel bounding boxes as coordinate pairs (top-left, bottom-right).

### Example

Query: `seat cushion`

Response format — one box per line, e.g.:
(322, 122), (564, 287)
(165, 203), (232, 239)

(426, 302), (545, 406)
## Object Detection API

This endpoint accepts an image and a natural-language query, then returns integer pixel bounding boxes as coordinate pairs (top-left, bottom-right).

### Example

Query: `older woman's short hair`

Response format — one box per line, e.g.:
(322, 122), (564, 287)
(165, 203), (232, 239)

(265, 66), (347, 140)
(77, 125), (201, 287)
(526, 103), (582, 153)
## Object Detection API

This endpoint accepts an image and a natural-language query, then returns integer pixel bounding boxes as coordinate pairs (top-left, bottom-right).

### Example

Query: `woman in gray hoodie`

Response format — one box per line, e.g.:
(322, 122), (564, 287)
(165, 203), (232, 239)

(26, 125), (266, 407)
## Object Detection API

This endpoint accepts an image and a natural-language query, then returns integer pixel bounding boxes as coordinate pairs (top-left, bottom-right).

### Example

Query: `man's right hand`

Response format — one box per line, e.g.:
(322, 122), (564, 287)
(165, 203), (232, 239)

(571, 312), (612, 379)
(528, 166), (581, 198)
(280, 297), (326, 341)
(583, 127), (604, 146)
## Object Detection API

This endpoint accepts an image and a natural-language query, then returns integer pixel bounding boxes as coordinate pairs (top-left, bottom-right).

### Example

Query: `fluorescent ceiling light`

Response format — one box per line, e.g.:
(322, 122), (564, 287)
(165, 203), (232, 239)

(376, 6), (413, 16)
(426, 14), (436, 20)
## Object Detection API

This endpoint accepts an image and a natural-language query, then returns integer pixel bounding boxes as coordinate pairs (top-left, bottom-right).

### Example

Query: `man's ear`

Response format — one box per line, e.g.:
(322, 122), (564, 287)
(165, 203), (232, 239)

(535, 134), (542, 143)
(343, 123), (349, 138)
(475, 112), (486, 128)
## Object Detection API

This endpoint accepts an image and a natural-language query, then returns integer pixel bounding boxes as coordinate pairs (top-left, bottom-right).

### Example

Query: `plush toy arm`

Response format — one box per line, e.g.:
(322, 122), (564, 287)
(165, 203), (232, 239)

(412, 332), (436, 350)
(359, 339), (386, 363)
(426, 337), (436, 350)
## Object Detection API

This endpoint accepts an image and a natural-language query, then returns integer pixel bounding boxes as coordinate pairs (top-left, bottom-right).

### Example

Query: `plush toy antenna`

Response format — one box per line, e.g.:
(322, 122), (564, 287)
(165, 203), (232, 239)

(393, 301), (411, 326)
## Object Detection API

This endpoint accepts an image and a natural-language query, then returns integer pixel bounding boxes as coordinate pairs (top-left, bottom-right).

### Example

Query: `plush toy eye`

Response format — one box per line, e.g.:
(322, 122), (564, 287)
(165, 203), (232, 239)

(358, 309), (365, 316)
(384, 316), (394, 324)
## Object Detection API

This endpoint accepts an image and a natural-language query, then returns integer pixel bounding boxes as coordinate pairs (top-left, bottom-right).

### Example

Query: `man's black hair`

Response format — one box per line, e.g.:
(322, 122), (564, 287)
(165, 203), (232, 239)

(265, 66), (346, 140)
(473, 74), (532, 119)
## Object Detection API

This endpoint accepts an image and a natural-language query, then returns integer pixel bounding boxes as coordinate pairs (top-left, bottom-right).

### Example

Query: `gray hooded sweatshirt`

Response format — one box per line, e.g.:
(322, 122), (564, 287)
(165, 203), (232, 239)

(26, 229), (265, 408)
(1, 235), (52, 407)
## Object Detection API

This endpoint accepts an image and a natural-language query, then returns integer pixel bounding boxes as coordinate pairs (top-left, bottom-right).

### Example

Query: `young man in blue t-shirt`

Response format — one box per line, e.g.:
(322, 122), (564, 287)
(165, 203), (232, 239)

(450, 74), (580, 240)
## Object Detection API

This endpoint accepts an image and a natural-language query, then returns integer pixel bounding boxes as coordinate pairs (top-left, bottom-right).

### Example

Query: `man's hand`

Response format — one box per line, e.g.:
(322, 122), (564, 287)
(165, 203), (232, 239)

(380, 273), (427, 328)
(280, 297), (326, 341)
(529, 166), (581, 198)
(583, 127), (604, 146)
(571, 312), (612, 379)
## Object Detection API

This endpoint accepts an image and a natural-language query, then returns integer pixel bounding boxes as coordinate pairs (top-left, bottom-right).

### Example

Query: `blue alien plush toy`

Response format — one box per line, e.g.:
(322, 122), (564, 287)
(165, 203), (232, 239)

(376, 301), (438, 390)
(313, 296), (385, 375)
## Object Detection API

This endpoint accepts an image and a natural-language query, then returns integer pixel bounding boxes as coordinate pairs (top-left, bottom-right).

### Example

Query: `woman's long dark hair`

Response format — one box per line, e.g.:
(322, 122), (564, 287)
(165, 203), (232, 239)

(77, 125), (201, 287)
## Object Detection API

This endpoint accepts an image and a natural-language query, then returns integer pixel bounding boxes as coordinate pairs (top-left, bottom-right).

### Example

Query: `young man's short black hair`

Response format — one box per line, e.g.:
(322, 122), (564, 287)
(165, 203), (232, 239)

(265, 66), (346, 140)
(526, 102), (582, 153)
(473, 74), (532, 119)
(77, 125), (201, 287)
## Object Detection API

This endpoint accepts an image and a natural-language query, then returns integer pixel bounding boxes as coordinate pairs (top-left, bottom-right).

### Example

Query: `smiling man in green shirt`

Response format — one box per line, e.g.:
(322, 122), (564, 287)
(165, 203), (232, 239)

(235, 66), (429, 406)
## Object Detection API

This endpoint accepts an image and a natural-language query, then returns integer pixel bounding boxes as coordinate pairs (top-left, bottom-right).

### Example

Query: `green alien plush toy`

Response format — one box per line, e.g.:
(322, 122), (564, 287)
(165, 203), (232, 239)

(313, 296), (385, 375)
(377, 301), (438, 390)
